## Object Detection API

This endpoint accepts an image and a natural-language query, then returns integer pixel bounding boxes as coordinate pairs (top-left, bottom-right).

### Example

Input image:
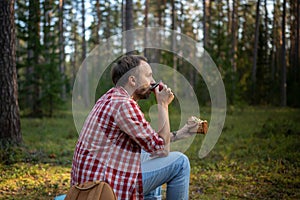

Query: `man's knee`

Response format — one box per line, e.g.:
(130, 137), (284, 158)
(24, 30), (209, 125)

(170, 151), (190, 173)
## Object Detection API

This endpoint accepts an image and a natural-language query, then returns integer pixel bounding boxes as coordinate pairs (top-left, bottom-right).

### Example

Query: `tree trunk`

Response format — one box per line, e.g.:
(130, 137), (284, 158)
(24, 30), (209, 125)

(71, 1), (79, 86)
(96, 0), (101, 44)
(144, 0), (149, 58)
(231, 0), (237, 73)
(297, 0), (300, 106)
(0, 0), (22, 145)
(264, 0), (269, 54)
(81, 0), (89, 107)
(271, 0), (278, 82)
(156, 0), (164, 63)
(122, 0), (125, 32)
(105, 0), (111, 47)
(226, 0), (231, 35)
(121, 0), (124, 51)
(281, 0), (287, 106)
(251, 0), (261, 102)
(207, 0), (211, 47)
(81, 0), (86, 62)
(125, 0), (134, 53)
(59, 0), (66, 100)
(291, 0), (299, 85)
(296, 0), (300, 83)
(230, 0), (238, 104)
(203, 0), (207, 48)
(203, 0), (211, 48)
(171, 0), (177, 92)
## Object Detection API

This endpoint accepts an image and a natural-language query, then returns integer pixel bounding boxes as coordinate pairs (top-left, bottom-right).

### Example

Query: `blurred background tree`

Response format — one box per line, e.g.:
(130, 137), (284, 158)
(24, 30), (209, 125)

(9, 0), (300, 118)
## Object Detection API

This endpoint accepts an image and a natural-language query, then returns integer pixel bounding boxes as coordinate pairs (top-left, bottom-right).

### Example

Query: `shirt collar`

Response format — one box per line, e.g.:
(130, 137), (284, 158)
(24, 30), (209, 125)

(115, 86), (130, 97)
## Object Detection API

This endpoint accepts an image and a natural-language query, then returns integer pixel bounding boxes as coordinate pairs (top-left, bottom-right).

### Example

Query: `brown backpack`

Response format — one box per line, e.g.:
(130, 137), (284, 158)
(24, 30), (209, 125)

(64, 181), (117, 200)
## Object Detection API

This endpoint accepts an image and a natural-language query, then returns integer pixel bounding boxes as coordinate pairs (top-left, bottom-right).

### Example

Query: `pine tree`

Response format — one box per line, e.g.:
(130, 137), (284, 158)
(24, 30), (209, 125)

(0, 0), (22, 145)
(27, 0), (42, 116)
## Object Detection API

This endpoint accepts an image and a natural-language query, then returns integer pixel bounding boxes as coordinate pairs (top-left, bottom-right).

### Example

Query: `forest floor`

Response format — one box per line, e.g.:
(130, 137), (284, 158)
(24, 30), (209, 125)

(0, 105), (300, 199)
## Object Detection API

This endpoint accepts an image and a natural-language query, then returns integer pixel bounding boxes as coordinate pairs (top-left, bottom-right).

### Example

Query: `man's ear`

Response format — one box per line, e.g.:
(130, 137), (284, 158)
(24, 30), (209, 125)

(128, 75), (136, 87)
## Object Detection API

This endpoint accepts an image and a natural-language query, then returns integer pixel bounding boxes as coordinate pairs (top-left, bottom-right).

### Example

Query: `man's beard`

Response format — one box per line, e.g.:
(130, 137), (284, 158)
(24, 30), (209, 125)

(132, 86), (152, 100)
(133, 89), (151, 100)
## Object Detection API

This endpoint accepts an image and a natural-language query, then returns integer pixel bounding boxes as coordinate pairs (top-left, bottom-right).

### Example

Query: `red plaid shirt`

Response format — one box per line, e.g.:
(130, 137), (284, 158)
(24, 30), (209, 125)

(71, 87), (165, 199)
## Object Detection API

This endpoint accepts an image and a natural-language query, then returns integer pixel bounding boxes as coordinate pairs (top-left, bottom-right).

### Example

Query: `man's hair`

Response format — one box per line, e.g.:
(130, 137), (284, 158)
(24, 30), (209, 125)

(111, 55), (148, 86)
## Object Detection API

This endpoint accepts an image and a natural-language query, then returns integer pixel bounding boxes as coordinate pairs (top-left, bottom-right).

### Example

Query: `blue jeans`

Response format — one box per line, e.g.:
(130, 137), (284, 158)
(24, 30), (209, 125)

(54, 151), (190, 200)
(141, 151), (190, 200)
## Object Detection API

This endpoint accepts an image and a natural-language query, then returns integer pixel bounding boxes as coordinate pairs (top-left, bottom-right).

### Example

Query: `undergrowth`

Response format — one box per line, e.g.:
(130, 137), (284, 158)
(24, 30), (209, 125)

(0, 106), (299, 199)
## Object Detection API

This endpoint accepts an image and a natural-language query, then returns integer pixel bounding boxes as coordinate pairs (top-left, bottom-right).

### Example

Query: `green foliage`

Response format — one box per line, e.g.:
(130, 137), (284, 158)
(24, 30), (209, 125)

(15, 0), (68, 117)
(38, 62), (65, 117)
(95, 64), (114, 101)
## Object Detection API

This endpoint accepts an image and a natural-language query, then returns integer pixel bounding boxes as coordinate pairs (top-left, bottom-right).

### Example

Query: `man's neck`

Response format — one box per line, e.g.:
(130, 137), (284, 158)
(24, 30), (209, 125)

(121, 85), (139, 101)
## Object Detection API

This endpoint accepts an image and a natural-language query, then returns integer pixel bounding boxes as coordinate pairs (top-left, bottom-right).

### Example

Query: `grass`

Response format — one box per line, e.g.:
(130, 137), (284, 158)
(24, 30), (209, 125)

(0, 105), (300, 199)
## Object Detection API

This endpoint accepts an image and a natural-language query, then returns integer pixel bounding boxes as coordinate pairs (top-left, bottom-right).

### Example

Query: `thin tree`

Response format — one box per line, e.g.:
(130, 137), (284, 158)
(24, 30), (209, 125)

(271, 0), (280, 82)
(70, 1), (80, 86)
(0, 0), (22, 145)
(203, 0), (207, 48)
(144, 0), (149, 58)
(251, 0), (261, 102)
(226, 0), (231, 35)
(207, 0), (212, 46)
(121, 0), (125, 50)
(171, 0), (177, 91)
(264, 0), (269, 54)
(43, 0), (54, 117)
(290, 0), (299, 105)
(81, 0), (87, 61)
(231, 0), (237, 73)
(105, 0), (111, 45)
(125, 0), (134, 53)
(81, 0), (89, 107)
(96, 0), (101, 44)
(281, 0), (287, 106)
(295, 0), (300, 90)
(230, 0), (238, 103)
(296, 0), (300, 85)
(59, 0), (66, 100)
(297, 0), (300, 106)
